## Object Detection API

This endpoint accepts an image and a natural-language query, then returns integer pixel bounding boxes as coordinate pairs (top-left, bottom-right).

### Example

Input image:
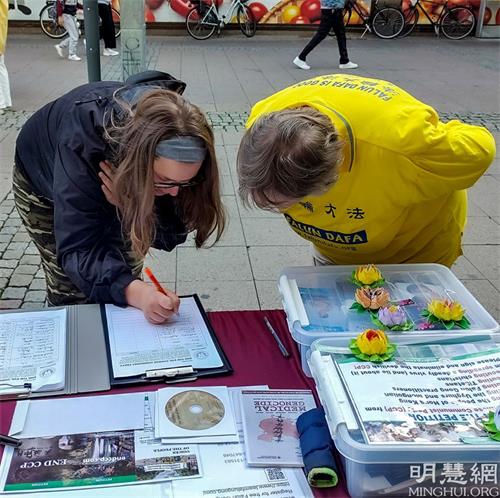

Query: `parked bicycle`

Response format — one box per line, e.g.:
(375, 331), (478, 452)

(399, 0), (475, 39)
(39, 1), (121, 39)
(186, 0), (257, 40)
(329, 0), (405, 39)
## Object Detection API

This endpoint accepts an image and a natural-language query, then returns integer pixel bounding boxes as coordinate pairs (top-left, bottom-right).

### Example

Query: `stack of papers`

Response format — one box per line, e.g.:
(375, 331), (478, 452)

(0, 309), (67, 396)
(0, 387), (313, 498)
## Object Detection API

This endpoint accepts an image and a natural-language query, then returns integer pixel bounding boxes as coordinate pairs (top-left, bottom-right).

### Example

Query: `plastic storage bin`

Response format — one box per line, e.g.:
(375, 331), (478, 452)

(308, 334), (500, 498)
(278, 264), (499, 376)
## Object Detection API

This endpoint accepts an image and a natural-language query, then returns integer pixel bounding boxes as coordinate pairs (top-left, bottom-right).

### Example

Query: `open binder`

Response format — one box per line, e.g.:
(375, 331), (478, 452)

(0, 295), (232, 401)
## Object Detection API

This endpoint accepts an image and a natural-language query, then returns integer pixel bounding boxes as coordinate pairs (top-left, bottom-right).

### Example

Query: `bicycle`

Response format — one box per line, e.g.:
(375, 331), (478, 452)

(186, 0), (257, 40)
(399, 0), (475, 39)
(329, 0), (405, 39)
(39, 1), (121, 40)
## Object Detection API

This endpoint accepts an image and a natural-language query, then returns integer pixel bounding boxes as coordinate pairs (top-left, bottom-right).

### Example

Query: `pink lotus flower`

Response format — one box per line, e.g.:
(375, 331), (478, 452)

(378, 305), (406, 327)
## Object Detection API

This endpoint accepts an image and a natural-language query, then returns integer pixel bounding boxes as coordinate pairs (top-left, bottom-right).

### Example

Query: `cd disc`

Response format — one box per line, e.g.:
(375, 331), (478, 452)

(165, 390), (225, 430)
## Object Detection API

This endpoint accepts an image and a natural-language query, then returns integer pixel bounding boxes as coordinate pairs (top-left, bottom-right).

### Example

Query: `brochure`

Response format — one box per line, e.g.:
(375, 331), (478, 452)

(2, 429), (200, 493)
(240, 389), (316, 467)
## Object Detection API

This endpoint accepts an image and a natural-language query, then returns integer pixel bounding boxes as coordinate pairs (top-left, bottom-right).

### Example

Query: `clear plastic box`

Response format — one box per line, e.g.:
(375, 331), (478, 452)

(278, 264), (499, 376)
(308, 334), (500, 498)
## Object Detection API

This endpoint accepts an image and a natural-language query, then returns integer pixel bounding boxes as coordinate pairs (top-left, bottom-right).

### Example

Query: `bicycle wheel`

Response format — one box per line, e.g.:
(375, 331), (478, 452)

(112, 7), (121, 38)
(399, 7), (419, 37)
(237, 4), (257, 37)
(39, 4), (67, 39)
(441, 7), (475, 40)
(328, 7), (352, 36)
(186, 6), (217, 40)
(371, 7), (404, 39)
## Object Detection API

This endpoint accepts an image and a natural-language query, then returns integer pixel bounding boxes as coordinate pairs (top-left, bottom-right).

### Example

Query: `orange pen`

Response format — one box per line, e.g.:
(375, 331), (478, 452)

(144, 267), (167, 296)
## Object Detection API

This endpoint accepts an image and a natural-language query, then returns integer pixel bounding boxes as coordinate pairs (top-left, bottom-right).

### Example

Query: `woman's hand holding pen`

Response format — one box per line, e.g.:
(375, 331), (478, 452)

(125, 280), (180, 324)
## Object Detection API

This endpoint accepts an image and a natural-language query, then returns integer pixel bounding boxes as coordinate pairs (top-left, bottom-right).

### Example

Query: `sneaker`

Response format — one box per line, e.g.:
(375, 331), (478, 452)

(54, 44), (64, 58)
(103, 48), (119, 57)
(293, 56), (310, 70)
(68, 54), (82, 61)
(339, 61), (358, 69)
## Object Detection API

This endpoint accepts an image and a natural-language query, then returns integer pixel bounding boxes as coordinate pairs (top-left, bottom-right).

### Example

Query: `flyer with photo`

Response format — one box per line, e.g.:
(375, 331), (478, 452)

(2, 429), (200, 493)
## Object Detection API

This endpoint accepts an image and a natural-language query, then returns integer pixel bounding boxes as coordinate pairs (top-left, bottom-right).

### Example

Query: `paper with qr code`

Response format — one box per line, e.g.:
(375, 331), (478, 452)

(171, 387), (313, 498)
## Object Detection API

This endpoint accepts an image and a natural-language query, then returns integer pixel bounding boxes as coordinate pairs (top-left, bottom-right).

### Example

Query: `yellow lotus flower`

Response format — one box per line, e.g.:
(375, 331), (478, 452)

(356, 329), (388, 355)
(355, 287), (390, 310)
(427, 299), (465, 322)
(354, 264), (383, 286)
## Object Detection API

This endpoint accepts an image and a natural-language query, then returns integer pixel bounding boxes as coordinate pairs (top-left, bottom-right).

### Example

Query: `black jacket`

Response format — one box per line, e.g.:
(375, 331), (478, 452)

(15, 77), (188, 306)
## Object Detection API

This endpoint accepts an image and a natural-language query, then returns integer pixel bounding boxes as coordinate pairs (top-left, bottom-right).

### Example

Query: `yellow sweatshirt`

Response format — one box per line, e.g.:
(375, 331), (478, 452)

(246, 75), (495, 267)
(0, 0), (8, 55)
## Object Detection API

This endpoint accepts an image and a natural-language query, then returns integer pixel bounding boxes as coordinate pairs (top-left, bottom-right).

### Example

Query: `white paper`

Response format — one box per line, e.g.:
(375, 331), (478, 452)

(0, 309), (66, 394)
(171, 386), (313, 498)
(11, 392), (146, 438)
(156, 386), (237, 439)
(105, 297), (223, 378)
(1, 483), (173, 498)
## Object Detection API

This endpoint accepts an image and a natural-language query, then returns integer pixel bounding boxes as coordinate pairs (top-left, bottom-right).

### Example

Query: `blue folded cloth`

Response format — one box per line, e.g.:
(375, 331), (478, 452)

(296, 406), (339, 488)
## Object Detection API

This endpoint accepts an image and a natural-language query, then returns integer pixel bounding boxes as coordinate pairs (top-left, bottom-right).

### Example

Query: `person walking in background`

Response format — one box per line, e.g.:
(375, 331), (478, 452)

(54, 0), (81, 61)
(0, 0), (12, 113)
(98, 0), (118, 56)
(293, 0), (357, 70)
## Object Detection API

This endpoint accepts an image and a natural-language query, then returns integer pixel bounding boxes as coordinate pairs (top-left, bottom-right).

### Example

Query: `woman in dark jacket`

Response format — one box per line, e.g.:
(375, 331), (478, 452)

(13, 72), (225, 324)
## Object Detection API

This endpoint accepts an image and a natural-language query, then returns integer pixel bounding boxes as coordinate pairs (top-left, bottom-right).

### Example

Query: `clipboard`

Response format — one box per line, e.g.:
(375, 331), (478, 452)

(100, 294), (233, 387)
(0, 296), (232, 401)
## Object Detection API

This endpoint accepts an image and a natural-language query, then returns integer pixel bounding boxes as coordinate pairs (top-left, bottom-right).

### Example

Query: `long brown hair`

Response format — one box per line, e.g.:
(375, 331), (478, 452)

(105, 88), (225, 258)
(237, 107), (344, 210)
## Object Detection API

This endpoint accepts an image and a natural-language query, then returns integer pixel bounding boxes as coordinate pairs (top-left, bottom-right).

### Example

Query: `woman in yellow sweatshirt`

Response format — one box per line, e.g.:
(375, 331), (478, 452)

(237, 75), (495, 267)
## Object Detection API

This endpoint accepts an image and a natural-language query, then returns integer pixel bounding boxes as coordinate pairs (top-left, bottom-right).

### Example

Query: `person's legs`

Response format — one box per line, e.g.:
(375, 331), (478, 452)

(13, 164), (89, 306)
(98, 3), (116, 50)
(330, 9), (349, 65)
(298, 10), (335, 62)
(63, 14), (79, 57)
(0, 55), (12, 110)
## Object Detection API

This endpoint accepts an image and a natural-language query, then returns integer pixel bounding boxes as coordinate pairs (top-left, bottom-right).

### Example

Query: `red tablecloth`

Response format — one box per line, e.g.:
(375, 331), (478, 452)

(0, 309), (349, 497)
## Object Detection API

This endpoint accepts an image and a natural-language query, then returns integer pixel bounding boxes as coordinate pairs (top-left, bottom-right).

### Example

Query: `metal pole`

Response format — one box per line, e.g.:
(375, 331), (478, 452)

(120, 0), (146, 82)
(83, 0), (101, 82)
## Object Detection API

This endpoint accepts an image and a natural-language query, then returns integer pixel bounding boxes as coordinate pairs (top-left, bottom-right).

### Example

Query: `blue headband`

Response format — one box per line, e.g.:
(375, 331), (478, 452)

(156, 136), (206, 163)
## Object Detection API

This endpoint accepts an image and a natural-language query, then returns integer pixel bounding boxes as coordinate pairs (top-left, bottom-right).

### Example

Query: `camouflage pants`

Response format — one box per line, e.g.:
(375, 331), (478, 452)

(13, 164), (142, 306)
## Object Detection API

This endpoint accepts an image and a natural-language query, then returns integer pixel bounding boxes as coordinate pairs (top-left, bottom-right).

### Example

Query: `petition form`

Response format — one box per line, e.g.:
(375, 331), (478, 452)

(105, 297), (223, 378)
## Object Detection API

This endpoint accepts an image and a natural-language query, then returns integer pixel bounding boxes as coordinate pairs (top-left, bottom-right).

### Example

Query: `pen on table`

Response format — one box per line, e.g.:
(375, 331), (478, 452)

(144, 267), (179, 315)
(0, 434), (22, 448)
(263, 316), (290, 358)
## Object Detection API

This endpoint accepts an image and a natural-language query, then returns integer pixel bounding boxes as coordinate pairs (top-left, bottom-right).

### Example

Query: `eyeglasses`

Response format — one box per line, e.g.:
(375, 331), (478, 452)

(154, 174), (205, 189)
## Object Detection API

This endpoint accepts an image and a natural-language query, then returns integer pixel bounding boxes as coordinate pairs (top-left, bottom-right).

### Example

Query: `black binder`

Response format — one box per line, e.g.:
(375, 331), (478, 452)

(100, 294), (232, 387)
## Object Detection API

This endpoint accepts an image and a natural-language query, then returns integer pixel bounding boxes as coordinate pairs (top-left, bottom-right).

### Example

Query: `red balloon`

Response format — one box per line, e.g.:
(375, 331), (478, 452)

(291, 15), (311, 24)
(145, 7), (156, 21)
(300, 0), (321, 23)
(248, 2), (268, 22)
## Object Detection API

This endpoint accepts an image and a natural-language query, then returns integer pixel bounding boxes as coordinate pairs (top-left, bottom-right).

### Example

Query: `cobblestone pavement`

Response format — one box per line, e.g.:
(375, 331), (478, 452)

(2, 108), (500, 134)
